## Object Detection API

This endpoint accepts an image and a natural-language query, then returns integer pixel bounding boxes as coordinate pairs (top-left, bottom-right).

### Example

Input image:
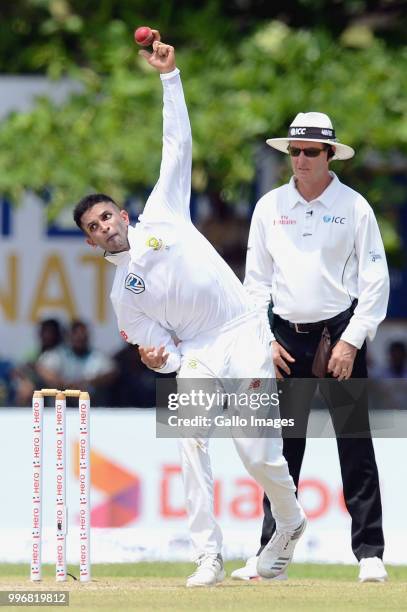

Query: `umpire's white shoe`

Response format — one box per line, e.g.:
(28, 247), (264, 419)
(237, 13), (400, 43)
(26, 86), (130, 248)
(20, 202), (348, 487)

(186, 553), (225, 587)
(358, 557), (388, 582)
(257, 518), (306, 578)
(231, 556), (288, 582)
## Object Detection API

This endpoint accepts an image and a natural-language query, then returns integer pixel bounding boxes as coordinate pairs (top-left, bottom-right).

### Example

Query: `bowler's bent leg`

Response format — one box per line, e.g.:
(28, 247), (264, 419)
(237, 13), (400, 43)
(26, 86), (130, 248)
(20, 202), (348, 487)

(233, 435), (304, 532)
(233, 434), (306, 578)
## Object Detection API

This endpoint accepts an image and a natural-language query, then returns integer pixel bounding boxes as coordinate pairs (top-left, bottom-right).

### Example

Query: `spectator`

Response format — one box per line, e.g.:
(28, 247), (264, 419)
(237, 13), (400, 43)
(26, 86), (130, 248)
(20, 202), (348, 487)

(370, 340), (407, 411)
(36, 320), (117, 406)
(13, 318), (65, 405)
(375, 341), (407, 379)
(109, 342), (175, 407)
(0, 357), (15, 406)
(35, 318), (64, 357)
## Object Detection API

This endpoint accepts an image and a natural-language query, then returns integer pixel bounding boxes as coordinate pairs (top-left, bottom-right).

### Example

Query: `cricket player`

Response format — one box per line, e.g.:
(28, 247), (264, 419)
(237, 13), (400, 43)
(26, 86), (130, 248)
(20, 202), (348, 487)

(73, 34), (305, 587)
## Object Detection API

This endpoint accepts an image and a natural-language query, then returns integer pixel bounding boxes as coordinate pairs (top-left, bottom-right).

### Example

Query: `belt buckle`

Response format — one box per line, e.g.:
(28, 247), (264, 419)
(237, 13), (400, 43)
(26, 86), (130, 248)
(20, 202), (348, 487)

(294, 323), (309, 334)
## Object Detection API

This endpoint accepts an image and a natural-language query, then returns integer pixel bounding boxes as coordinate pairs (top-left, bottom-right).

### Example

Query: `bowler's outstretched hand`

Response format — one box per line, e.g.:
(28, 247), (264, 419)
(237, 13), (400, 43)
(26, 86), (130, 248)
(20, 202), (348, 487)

(138, 32), (176, 74)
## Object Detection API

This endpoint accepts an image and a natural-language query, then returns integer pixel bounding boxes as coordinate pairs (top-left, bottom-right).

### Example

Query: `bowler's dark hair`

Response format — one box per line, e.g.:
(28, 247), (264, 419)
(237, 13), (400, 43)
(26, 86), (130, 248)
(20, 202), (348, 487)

(73, 193), (120, 230)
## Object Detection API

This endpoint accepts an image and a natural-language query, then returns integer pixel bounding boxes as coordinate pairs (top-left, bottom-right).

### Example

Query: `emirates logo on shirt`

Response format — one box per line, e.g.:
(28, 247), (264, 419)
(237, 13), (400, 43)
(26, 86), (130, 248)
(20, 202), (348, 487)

(273, 215), (296, 226)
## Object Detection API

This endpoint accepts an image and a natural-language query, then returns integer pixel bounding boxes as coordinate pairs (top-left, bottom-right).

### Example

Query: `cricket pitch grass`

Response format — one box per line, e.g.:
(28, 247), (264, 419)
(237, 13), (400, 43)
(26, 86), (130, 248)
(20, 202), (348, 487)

(1, 562), (407, 611)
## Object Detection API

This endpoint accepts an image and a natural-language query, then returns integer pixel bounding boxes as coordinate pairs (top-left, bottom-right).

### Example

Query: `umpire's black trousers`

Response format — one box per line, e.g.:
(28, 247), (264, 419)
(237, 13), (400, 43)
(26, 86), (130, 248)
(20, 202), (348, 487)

(258, 311), (384, 561)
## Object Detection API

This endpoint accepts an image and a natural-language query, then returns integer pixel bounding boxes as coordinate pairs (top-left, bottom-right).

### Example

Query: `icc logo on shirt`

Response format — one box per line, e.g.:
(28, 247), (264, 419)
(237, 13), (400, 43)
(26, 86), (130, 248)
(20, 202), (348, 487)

(323, 215), (346, 225)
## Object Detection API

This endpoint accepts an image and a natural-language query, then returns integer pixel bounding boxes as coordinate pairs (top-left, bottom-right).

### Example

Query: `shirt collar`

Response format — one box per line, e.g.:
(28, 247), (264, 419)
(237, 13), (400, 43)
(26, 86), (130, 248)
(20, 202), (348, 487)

(104, 224), (138, 266)
(287, 172), (341, 210)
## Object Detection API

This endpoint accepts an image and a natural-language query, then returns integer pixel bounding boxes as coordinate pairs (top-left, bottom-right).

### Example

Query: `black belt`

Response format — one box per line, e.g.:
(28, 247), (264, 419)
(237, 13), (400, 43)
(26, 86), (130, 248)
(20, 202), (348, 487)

(275, 301), (357, 334)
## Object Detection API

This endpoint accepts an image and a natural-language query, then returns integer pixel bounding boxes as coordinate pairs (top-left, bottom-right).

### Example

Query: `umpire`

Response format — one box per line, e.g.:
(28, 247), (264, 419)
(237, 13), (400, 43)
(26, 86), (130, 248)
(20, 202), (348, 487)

(236, 112), (389, 583)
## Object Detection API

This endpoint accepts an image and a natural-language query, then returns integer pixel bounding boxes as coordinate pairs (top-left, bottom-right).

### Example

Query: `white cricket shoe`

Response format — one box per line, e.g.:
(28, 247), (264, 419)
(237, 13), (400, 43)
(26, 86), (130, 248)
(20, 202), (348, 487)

(231, 556), (288, 582)
(359, 557), (388, 582)
(186, 553), (225, 587)
(257, 518), (306, 578)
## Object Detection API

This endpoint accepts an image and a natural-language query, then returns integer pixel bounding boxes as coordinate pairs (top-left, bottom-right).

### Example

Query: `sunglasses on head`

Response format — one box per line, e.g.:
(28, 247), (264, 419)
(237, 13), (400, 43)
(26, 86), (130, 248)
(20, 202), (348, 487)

(288, 145), (327, 158)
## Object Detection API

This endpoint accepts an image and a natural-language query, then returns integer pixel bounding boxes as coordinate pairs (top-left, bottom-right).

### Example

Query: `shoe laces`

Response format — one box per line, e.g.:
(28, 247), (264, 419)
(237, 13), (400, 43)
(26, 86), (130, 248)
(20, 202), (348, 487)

(268, 531), (292, 553)
(190, 553), (222, 577)
(268, 523), (303, 553)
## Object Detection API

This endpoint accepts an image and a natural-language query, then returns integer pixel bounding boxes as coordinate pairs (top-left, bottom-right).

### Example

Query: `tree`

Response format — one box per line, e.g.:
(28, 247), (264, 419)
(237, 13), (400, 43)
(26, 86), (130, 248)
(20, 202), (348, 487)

(0, 0), (405, 75)
(0, 8), (406, 259)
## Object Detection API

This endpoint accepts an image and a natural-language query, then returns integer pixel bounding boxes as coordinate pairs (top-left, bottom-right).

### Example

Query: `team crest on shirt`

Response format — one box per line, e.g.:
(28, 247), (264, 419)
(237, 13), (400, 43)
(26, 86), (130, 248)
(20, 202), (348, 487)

(125, 273), (145, 294)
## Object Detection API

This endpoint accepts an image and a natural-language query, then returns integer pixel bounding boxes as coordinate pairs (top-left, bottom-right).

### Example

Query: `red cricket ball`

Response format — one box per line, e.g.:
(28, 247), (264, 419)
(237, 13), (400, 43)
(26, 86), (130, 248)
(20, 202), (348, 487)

(134, 26), (154, 46)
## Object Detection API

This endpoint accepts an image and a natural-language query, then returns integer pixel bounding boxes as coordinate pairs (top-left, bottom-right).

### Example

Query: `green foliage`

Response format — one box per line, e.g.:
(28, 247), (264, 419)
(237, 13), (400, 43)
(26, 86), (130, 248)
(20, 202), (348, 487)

(0, 1), (404, 76)
(0, 10), (406, 258)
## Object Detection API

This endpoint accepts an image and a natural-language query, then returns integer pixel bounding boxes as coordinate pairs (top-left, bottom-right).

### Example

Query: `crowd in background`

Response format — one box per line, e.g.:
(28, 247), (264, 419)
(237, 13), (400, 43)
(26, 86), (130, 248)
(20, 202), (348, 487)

(0, 318), (406, 408)
(0, 318), (174, 408)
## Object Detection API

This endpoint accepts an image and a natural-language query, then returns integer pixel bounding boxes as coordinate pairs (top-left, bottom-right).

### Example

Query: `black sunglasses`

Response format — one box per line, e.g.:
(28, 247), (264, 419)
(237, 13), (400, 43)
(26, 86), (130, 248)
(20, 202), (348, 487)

(288, 145), (327, 158)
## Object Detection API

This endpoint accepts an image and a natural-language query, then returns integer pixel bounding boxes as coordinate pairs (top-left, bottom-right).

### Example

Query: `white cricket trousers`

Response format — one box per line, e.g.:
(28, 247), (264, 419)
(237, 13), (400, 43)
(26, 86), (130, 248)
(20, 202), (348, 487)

(177, 310), (305, 558)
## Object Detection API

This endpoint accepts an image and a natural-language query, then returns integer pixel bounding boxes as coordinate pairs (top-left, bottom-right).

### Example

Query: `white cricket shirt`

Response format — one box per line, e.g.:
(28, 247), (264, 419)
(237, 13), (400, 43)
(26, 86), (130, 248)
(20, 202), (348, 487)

(105, 69), (252, 373)
(244, 173), (389, 349)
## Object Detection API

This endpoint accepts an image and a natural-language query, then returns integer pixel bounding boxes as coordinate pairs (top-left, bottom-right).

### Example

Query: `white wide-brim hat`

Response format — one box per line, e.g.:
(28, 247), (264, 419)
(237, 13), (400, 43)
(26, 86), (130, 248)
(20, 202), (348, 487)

(266, 112), (355, 161)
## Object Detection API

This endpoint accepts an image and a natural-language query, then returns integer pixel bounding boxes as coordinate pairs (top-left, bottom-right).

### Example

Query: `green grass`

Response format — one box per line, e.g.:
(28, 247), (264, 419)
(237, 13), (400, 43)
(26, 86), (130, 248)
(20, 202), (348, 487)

(1, 563), (407, 612)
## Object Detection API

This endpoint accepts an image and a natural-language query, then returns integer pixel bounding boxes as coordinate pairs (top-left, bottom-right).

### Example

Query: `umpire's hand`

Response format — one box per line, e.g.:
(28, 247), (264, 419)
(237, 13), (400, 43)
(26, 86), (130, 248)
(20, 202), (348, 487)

(327, 339), (357, 381)
(272, 341), (295, 379)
